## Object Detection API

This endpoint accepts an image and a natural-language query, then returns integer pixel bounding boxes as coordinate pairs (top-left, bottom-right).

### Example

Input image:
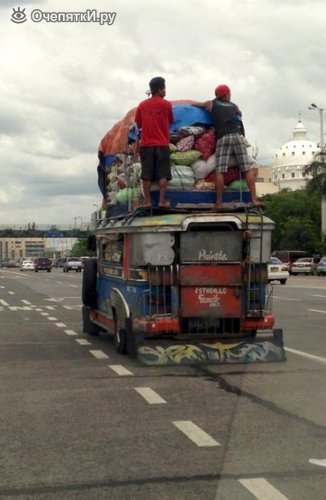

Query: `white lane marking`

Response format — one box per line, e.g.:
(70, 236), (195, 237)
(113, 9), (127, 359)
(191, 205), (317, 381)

(35, 308), (42, 311)
(69, 285), (78, 288)
(309, 458), (326, 468)
(47, 317), (58, 321)
(0, 299), (9, 306)
(0, 286), (4, 289)
(64, 329), (78, 336)
(55, 322), (67, 328)
(89, 350), (109, 360)
(40, 312), (49, 316)
(135, 387), (167, 404)
(21, 299), (32, 305)
(75, 339), (92, 345)
(285, 347), (326, 364)
(172, 421), (220, 447)
(45, 298), (59, 302)
(45, 306), (55, 310)
(273, 296), (301, 302)
(239, 478), (289, 499)
(308, 308), (326, 315)
(312, 294), (326, 298)
(108, 365), (133, 376)
(8, 291), (15, 295)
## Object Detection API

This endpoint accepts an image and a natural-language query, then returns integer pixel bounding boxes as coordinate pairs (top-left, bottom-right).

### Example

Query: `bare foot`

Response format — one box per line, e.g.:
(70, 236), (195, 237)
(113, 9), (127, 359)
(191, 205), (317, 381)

(158, 200), (171, 208)
(252, 200), (266, 208)
(211, 203), (224, 212)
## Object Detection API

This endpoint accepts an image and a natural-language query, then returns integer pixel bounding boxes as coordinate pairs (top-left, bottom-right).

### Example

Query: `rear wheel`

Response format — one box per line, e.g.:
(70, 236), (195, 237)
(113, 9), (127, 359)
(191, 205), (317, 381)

(114, 327), (127, 354)
(280, 279), (287, 285)
(82, 305), (100, 336)
(82, 259), (98, 308)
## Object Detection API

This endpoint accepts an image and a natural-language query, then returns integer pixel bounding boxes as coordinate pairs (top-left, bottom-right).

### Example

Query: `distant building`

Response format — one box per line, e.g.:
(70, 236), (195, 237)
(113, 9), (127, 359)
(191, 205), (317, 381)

(0, 237), (77, 262)
(272, 120), (319, 190)
(255, 164), (279, 196)
(0, 238), (45, 262)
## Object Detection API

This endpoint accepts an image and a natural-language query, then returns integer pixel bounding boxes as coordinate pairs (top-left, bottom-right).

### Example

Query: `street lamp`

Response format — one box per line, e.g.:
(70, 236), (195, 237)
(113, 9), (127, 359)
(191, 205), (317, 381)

(308, 103), (324, 151)
(308, 103), (326, 234)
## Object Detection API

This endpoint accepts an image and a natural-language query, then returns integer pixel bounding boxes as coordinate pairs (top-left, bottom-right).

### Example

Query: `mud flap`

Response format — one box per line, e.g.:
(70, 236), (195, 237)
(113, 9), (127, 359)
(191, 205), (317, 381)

(135, 329), (286, 366)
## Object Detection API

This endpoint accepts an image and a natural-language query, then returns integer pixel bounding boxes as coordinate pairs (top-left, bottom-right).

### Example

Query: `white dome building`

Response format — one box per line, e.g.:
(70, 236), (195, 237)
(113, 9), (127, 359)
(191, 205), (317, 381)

(272, 120), (319, 190)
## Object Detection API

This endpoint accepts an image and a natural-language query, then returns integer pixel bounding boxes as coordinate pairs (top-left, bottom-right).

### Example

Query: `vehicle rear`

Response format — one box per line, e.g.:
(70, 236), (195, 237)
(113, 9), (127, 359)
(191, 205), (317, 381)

(272, 250), (309, 273)
(268, 257), (289, 284)
(291, 257), (315, 275)
(63, 258), (83, 272)
(83, 209), (285, 365)
(34, 257), (52, 272)
(316, 257), (326, 276)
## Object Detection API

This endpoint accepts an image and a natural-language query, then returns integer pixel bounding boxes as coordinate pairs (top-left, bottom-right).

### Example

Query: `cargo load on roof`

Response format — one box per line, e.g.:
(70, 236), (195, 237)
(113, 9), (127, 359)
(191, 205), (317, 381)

(98, 102), (254, 216)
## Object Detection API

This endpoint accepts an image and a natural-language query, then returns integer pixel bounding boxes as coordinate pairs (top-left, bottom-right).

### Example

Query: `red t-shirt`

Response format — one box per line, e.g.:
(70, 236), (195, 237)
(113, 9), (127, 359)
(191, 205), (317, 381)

(135, 96), (174, 147)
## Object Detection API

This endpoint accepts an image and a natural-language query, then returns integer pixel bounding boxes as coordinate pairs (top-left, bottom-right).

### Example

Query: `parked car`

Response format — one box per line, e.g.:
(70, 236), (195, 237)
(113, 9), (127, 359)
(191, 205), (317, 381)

(34, 257), (52, 272)
(20, 260), (35, 271)
(316, 257), (326, 276)
(290, 257), (317, 275)
(63, 257), (83, 272)
(272, 250), (309, 272)
(267, 256), (289, 285)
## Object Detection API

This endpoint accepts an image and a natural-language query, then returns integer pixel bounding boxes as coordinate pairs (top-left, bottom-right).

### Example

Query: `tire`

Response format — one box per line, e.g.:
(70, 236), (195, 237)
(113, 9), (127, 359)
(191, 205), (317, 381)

(82, 259), (98, 308)
(47, 269), (51, 272)
(115, 327), (127, 354)
(35, 269), (38, 272)
(82, 305), (100, 336)
(280, 279), (287, 285)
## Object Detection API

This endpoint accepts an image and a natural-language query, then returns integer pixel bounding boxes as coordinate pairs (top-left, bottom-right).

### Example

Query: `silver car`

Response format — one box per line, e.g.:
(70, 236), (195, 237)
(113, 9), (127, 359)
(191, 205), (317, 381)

(291, 257), (316, 275)
(63, 258), (83, 273)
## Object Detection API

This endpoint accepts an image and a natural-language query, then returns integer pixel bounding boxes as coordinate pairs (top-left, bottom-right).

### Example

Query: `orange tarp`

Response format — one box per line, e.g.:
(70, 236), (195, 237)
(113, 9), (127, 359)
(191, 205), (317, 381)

(99, 100), (194, 157)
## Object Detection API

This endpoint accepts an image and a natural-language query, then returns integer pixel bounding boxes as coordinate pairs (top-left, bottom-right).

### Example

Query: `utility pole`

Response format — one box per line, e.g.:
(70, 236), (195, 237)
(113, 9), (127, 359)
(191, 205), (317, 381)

(308, 103), (325, 234)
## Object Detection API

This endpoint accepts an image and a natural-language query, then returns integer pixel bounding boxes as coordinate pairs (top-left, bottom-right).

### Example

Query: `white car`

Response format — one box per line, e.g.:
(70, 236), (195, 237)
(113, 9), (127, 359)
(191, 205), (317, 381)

(268, 257), (289, 285)
(20, 260), (35, 271)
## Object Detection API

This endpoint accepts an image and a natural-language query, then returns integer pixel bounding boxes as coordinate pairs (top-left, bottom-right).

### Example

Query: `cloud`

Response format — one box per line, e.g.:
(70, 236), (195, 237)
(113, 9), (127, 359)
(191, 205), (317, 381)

(0, 0), (325, 224)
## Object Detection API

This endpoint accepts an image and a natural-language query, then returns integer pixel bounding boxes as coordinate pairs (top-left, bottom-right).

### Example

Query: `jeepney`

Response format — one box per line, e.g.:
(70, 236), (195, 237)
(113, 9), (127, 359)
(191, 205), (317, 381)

(82, 206), (285, 365)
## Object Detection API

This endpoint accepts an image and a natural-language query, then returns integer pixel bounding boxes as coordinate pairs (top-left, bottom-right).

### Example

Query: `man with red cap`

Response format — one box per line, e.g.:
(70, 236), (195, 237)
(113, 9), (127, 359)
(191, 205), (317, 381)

(192, 85), (265, 209)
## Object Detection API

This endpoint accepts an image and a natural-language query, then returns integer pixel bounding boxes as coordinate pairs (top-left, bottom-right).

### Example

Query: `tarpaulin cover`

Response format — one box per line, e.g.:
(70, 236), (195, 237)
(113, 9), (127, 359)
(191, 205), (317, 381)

(99, 100), (213, 157)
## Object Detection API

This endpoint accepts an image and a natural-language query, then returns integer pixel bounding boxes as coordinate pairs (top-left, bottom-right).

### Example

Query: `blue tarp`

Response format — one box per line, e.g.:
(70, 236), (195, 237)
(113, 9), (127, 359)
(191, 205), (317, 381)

(169, 105), (213, 131)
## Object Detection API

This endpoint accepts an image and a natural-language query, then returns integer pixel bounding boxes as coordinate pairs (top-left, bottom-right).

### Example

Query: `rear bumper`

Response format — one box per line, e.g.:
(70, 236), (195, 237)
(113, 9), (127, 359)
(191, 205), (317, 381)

(136, 329), (286, 365)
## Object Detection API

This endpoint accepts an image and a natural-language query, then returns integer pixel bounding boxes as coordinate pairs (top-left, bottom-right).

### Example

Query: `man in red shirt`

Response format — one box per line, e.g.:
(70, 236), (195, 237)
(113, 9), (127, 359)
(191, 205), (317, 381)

(135, 77), (174, 208)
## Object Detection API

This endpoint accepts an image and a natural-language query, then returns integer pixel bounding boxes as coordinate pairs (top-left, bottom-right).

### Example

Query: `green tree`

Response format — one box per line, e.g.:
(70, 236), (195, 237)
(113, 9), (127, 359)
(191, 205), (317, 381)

(305, 151), (326, 196)
(71, 238), (95, 257)
(262, 189), (321, 252)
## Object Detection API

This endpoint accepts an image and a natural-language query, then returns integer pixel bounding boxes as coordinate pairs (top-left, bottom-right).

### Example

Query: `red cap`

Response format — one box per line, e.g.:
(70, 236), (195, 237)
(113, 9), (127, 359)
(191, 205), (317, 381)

(215, 84), (231, 99)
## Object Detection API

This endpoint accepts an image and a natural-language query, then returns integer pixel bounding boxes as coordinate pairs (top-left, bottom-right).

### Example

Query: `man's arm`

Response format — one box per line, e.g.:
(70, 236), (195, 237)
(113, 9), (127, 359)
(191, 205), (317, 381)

(191, 100), (213, 112)
(135, 105), (142, 128)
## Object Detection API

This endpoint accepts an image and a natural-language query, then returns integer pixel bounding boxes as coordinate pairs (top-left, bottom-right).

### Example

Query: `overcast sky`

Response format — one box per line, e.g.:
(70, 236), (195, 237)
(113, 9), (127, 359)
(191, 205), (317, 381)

(0, 0), (325, 226)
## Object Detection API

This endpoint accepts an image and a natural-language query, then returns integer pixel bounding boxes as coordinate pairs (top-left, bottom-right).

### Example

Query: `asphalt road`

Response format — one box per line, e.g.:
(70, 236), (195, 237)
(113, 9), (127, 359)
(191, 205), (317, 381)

(0, 269), (325, 499)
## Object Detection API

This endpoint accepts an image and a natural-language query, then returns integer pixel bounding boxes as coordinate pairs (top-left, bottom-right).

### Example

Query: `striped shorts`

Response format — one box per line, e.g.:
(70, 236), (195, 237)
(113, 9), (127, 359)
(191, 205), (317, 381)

(215, 133), (251, 173)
